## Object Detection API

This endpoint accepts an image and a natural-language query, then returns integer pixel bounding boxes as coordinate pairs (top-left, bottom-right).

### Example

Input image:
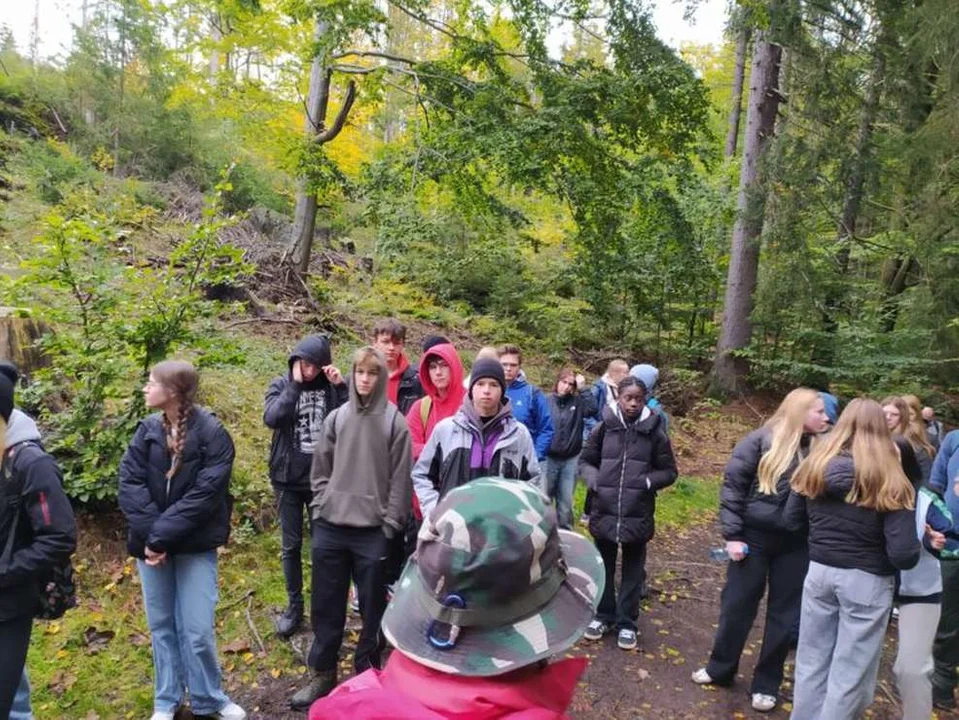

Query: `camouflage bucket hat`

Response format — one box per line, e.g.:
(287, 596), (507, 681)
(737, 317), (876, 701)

(381, 477), (605, 677)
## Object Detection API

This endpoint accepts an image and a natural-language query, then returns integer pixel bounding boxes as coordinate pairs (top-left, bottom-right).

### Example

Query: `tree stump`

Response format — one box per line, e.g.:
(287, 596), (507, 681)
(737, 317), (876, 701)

(0, 308), (49, 377)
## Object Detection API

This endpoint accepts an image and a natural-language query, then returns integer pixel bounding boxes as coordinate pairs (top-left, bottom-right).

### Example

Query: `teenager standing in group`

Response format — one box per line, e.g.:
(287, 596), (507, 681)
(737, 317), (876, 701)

(545, 368), (596, 530)
(580, 375), (677, 651)
(263, 334), (347, 637)
(118, 361), (245, 720)
(371, 319), (423, 414)
(412, 358), (538, 517)
(786, 398), (921, 720)
(902, 394), (937, 483)
(692, 388), (828, 713)
(0, 373), (76, 720)
(291, 348), (412, 709)
(931, 429), (959, 709)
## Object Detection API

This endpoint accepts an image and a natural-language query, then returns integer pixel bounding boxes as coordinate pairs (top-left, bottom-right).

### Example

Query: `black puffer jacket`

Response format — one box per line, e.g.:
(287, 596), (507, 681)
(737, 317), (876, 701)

(547, 391), (599, 460)
(118, 408), (234, 559)
(784, 453), (920, 576)
(264, 335), (348, 489)
(580, 405), (677, 544)
(719, 427), (812, 541)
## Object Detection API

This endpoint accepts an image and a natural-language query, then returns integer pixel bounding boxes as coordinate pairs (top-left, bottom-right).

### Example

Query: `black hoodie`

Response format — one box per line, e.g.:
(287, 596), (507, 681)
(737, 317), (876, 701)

(264, 335), (348, 489)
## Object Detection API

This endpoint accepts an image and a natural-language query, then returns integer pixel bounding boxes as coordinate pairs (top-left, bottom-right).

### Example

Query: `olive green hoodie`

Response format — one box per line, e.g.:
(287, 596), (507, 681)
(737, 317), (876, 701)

(310, 348), (413, 536)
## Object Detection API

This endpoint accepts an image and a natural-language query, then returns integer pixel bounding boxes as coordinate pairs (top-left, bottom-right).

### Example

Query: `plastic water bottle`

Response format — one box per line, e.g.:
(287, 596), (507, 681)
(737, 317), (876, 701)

(710, 544), (749, 561)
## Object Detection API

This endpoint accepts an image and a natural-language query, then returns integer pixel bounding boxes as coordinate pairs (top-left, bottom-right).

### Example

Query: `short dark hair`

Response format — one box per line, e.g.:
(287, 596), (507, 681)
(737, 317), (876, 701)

(372, 318), (407, 343)
(618, 375), (647, 395)
(497, 344), (523, 363)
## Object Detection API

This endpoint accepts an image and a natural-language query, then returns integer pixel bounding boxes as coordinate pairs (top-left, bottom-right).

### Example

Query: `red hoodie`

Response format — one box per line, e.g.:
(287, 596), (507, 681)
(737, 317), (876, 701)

(386, 352), (410, 406)
(308, 652), (586, 720)
(405, 344), (465, 460)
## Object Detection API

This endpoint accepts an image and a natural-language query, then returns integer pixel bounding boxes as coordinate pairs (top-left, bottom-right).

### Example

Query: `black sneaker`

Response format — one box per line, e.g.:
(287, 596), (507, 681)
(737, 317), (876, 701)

(274, 604), (303, 638)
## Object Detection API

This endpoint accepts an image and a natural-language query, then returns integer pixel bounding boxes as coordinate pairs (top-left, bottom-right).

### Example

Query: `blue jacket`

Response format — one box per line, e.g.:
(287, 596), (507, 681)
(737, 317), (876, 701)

(505, 373), (554, 461)
(118, 408), (234, 559)
(930, 431), (959, 521)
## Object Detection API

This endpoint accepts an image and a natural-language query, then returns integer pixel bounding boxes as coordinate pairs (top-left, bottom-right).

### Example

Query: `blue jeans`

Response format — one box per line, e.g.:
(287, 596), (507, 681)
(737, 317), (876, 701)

(10, 669), (32, 720)
(545, 455), (578, 529)
(138, 551), (232, 715)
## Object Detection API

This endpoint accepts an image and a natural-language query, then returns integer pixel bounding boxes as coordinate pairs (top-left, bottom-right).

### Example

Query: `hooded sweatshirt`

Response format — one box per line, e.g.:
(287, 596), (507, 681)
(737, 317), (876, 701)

(387, 352), (424, 415)
(0, 410), (77, 621)
(308, 652), (587, 720)
(310, 350), (413, 536)
(264, 335), (347, 489)
(406, 344), (465, 460)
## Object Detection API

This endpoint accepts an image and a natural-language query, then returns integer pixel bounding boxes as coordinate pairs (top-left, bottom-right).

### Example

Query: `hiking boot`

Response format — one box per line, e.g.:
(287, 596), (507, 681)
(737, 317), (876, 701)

(751, 693), (777, 712)
(583, 619), (609, 641)
(274, 603), (304, 638)
(617, 628), (638, 650)
(933, 690), (956, 710)
(211, 701), (247, 720)
(290, 669), (337, 709)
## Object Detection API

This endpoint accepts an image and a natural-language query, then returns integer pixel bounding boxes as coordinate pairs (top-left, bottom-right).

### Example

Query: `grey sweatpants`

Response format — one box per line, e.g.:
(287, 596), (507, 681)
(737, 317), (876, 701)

(790, 562), (894, 720)
(894, 602), (941, 720)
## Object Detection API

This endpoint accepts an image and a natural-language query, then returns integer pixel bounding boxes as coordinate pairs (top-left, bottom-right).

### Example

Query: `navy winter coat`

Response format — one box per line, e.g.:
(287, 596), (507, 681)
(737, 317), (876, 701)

(118, 408), (234, 559)
(579, 406), (677, 544)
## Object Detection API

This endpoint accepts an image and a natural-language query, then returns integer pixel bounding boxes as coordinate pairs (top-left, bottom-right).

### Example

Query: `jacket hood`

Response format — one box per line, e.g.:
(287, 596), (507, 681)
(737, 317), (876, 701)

(4, 409), (42, 450)
(508, 370), (530, 390)
(601, 403), (658, 434)
(629, 364), (659, 394)
(289, 334), (333, 374)
(418, 344), (465, 400)
(350, 347), (390, 414)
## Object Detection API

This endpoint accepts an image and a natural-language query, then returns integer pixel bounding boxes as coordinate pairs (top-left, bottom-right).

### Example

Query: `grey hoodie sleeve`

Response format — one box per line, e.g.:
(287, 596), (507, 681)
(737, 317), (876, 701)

(413, 431), (442, 518)
(310, 410), (338, 512)
(384, 414), (413, 536)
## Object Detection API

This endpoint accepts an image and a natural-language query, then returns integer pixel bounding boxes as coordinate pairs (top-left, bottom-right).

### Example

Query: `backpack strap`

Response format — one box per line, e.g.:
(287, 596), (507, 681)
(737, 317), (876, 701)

(419, 397), (432, 428)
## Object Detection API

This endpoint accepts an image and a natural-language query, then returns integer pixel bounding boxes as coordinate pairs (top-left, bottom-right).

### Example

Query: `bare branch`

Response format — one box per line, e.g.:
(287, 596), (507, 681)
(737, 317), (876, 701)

(332, 50), (418, 65)
(317, 80), (357, 143)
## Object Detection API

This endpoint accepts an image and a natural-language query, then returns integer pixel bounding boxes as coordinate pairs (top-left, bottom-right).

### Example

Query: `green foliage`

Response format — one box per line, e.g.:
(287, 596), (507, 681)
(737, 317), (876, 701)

(8, 170), (252, 503)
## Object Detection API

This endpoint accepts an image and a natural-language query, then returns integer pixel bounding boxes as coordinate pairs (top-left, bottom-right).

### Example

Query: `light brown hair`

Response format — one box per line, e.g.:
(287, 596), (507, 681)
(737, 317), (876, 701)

(151, 360), (198, 480)
(554, 368), (576, 393)
(791, 398), (914, 512)
(901, 394), (936, 457)
(756, 388), (821, 495)
(881, 396), (910, 436)
(372, 318), (406, 342)
(352, 346), (383, 372)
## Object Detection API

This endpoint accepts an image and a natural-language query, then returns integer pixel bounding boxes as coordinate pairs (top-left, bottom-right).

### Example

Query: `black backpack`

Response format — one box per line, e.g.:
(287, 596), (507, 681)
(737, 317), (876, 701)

(1, 441), (77, 620)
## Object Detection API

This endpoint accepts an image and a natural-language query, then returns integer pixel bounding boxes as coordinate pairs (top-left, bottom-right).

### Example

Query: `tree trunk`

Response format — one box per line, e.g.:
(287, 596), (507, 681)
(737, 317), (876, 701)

(288, 19), (333, 273)
(209, 14), (222, 79)
(725, 26), (750, 158)
(709, 30), (783, 397)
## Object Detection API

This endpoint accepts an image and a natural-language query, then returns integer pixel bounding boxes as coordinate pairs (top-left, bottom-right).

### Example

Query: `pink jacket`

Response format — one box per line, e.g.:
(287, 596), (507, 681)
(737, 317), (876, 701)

(309, 652), (587, 720)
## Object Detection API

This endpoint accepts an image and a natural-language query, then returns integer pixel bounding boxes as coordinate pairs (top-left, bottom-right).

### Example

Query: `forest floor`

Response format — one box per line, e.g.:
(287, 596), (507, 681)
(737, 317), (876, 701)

(25, 397), (959, 719)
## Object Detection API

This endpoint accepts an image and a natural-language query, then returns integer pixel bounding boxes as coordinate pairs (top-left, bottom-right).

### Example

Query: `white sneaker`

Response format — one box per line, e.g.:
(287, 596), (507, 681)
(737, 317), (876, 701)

(691, 668), (714, 685)
(150, 713), (175, 720)
(751, 693), (777, 712)
(213, 702), (248, 720)
(583, 619), (609, 641)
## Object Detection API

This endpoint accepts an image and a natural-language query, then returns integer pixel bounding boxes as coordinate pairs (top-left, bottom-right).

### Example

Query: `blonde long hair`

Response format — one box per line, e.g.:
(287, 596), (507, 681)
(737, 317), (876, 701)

(791, 398), (914, 511)
(756, 388), (821, 494)
(901, 394), (936, 457)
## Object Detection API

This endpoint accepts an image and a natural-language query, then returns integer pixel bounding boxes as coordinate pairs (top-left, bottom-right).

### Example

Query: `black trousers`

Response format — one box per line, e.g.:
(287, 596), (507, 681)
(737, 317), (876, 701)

(706, 531), (808, 696)
(595, 538), (647, 632)
(0, 614), (33, 719)
(275, 487), (314, 608)
(308, 521), (388, 673)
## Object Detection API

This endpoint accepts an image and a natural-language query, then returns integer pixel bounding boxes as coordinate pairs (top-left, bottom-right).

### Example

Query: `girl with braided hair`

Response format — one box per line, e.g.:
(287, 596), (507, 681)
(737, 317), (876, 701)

(118, 360), (245, 720)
